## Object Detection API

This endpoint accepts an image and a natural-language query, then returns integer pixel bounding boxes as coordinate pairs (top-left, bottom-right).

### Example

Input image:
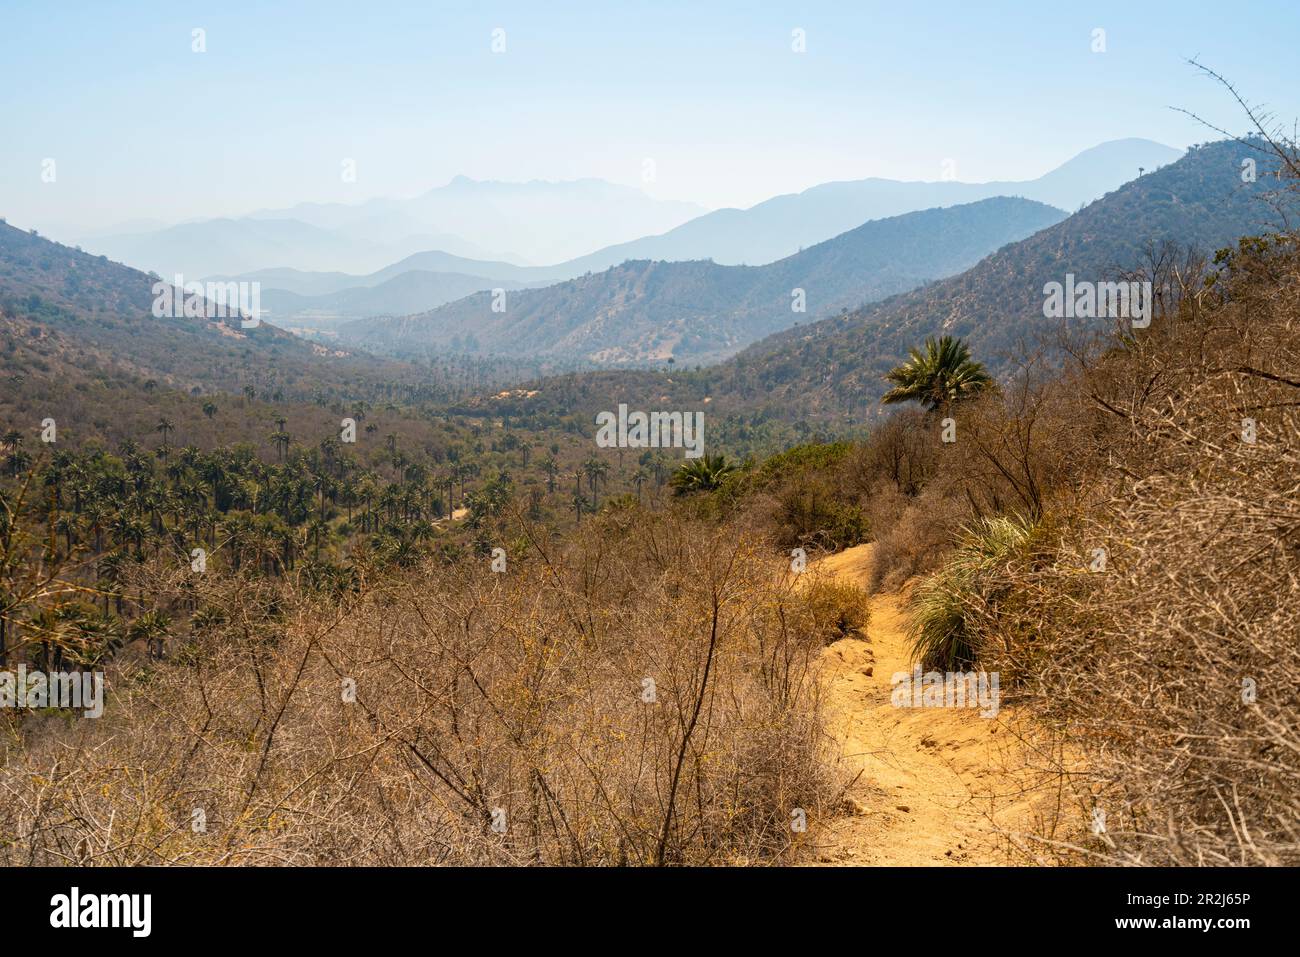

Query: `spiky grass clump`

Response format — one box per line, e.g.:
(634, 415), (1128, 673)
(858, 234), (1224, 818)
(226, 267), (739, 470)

(908, 514), (1039, 670)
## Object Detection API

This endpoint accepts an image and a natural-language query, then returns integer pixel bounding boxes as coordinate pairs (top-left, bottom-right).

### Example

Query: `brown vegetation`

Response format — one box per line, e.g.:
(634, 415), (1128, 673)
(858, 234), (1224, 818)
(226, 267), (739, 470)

(0, 511), (840, 865)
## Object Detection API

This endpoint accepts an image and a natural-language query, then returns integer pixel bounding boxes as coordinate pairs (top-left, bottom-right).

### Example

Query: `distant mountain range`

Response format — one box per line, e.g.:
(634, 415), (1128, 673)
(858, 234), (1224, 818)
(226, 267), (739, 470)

(340, 197), (1067, 365)
(211, 251), (557, 327)
(74, 216), (506, 286)
(66, 139), (1179, 325)
(198, 139), (1180, 326)
(0, 137), (1287, 443)
(216, 250), (550, 298)
(244, 175), (707, 266)
(553, 138), (1183, 273)
(261, 271), (544, 331)
(72, 178), (707, 278)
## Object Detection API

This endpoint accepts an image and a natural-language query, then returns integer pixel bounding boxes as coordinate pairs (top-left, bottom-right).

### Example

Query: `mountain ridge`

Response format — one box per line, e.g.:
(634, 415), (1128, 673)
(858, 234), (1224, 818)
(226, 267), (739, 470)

(694, 137), (1292, 417)
(342, 197), (1067, 366)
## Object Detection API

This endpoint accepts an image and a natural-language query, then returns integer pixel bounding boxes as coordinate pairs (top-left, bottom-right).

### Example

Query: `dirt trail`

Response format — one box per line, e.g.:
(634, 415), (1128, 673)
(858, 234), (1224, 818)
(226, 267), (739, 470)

(806, 544), (1052, 865)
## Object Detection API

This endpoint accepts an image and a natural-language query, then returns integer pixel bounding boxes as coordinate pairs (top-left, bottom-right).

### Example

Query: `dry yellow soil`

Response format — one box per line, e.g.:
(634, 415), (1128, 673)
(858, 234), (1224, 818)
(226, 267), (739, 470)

(804, 544), (1066, 865)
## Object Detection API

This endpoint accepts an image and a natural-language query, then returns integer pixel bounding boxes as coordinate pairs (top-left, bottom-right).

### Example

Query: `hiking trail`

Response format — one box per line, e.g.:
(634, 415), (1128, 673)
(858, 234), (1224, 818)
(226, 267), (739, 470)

(805, 543), (1058, 866)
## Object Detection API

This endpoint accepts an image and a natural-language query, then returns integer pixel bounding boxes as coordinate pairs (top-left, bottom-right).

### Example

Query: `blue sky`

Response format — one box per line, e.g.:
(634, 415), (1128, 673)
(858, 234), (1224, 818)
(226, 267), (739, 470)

(2, 0), (1296, 234)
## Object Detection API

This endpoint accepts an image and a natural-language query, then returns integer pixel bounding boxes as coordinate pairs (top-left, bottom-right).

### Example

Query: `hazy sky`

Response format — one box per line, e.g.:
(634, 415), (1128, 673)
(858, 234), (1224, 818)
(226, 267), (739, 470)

(2, 0), (1296, 236)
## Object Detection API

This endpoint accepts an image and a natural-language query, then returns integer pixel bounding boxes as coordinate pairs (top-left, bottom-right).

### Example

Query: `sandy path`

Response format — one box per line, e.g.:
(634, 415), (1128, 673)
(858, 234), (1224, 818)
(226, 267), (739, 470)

(805, 544), (1055, 865)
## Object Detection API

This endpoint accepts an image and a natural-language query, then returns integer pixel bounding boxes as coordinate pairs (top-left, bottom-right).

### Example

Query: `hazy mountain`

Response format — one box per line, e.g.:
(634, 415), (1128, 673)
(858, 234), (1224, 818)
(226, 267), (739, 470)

(691, 138), (1291, 417)
(213, 251), (551, 300)
(260, 270), (543, 326)
(70, 217), (493, 281)
(556, 138), (1182, 273)
(342, 197), (1066, 366)
(253, 176), (706, 265)
(73, 177), (705, 282)
(187, 140), (1176, 323)
(210, 251), (560, 324)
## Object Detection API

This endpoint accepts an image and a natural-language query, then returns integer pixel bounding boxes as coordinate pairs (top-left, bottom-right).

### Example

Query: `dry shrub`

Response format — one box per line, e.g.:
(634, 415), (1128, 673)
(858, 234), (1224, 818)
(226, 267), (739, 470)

(800, 578), (871, 642)
(968, 236), (1300, 865)
(864, 485), (966, 592)
(855, 354), (1092, 594)
(851, 407), (936, 496)
(0, 510), (837, 865)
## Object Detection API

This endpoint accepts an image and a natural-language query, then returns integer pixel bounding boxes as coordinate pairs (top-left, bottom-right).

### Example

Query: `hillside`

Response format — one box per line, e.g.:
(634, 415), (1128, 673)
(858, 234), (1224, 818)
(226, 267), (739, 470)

(342, 197), (1066, 366)
(0, 222), (551, 408)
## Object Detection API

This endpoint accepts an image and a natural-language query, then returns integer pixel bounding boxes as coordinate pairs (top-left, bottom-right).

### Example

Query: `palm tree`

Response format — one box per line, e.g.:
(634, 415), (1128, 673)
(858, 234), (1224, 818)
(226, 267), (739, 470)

(53, 513), (80, 556)
(111, 513), (149, 560)
(541, 455), (560, 494)
(127, 609), (171, 660)
(880, 335), (992, 411)
(670, 454), (737, 495)
(269, 430), (290, 462)
(307, 518), (331, 560)
(5, 441), (31, 477)
(582, 457), (609, 504)
(97, 552), (128, 615)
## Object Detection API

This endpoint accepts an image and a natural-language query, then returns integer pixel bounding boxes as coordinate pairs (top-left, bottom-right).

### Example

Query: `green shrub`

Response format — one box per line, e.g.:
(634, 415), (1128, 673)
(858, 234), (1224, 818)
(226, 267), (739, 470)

(755, 441), (854, 488)
(773, 486), (868, 552)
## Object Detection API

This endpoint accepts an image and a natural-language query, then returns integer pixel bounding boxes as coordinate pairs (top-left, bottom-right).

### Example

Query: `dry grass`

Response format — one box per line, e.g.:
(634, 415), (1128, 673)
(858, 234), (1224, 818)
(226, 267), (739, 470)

(947, 235), (1300, 864)
(0, 510), (840, 865)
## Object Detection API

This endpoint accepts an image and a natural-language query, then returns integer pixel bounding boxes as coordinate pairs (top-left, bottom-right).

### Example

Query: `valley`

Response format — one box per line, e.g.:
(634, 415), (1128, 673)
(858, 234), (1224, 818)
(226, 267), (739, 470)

(0, 6), (1294, 900)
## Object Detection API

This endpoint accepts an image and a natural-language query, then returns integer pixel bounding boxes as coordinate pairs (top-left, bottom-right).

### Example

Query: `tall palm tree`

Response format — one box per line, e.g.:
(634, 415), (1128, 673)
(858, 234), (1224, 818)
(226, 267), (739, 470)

(582, 457), (609, 504)
(269, 430), (290, 462)
(541, 455), (559, 494)
(880, 335), (993, 411)
(97, 551), (128, 615)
